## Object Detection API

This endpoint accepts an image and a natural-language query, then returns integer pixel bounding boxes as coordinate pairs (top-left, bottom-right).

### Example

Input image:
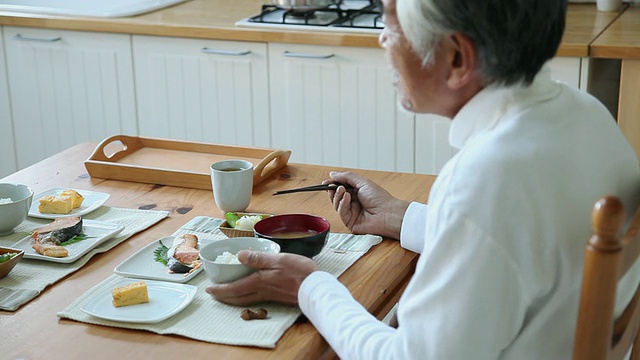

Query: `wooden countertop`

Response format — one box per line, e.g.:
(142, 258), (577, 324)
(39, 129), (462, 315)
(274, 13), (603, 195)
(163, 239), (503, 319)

(1, 142), (435, 359)
(591, 5), (640, 59)
(562, 3), (627, 57)
(0, 0), (381, 48)
(0, 0), (625, 56)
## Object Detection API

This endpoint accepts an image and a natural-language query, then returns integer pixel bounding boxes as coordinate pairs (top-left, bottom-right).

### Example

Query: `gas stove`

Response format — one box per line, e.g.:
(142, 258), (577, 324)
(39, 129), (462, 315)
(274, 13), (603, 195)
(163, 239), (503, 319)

(235, 0), (384, 33)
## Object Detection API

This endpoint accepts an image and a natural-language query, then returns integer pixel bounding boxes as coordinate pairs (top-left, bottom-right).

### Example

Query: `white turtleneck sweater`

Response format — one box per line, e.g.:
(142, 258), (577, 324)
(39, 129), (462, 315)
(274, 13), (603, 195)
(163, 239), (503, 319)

(298, 67), (640, 359)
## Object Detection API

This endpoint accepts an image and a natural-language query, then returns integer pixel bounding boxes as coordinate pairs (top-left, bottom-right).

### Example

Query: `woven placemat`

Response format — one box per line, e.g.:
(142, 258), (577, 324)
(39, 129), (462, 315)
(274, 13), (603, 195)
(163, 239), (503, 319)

(58, 216), (381, 348)
(0, 207), (169, 311)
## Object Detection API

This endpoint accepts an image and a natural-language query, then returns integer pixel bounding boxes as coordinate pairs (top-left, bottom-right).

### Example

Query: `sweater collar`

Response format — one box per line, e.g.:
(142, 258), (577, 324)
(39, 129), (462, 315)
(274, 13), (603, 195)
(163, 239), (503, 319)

(449, 66), (560, 149)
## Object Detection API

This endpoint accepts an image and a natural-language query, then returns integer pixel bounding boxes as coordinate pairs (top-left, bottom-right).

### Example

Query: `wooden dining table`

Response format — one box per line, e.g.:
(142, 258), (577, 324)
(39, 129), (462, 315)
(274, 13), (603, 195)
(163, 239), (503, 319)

(1, 142), (435, 359)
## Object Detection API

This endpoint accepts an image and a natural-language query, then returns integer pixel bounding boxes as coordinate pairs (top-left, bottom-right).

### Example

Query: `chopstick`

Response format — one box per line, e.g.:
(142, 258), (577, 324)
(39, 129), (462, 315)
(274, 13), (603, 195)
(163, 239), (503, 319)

(272, 183), (352, 195)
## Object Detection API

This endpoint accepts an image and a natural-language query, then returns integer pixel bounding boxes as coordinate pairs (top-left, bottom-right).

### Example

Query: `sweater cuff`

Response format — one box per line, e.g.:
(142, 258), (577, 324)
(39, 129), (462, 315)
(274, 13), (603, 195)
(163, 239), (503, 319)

(299, 271), (345, 313)
(400, 201), (428, 253)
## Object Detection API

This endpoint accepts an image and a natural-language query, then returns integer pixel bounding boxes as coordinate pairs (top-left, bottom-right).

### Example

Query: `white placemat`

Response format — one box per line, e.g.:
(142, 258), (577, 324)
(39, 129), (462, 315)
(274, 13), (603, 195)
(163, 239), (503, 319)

(0, 207), (170, 311)
(57, 216), (382, 348)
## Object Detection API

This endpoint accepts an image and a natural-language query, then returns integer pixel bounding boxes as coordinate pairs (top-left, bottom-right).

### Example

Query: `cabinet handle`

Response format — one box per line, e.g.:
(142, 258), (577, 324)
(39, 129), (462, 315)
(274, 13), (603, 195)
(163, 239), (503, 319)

(201, 48), (251, 56)
(13, 34), (62, 42)
(283, 51), (335, 59)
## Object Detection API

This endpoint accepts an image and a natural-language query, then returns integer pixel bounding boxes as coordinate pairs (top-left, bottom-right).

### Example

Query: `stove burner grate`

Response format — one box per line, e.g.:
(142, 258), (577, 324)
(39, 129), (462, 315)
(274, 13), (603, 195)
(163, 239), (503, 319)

(248, 1), (383, 29)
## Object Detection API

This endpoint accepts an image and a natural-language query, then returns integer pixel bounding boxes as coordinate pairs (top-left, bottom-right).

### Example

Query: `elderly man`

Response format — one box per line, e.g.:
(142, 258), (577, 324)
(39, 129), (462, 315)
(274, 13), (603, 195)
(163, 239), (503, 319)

(207, 0), (640, 358)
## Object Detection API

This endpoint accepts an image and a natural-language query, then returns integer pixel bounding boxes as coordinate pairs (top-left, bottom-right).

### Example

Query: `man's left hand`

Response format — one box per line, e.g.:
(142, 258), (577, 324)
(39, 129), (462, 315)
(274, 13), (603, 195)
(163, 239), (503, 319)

(205, 250), (318, 306)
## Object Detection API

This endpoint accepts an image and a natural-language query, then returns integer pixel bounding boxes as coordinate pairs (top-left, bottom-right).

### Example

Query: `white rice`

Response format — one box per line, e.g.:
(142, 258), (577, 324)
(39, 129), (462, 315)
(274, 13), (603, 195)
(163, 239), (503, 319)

(214, 251), (240, 264)
(0, 198), (12, 205)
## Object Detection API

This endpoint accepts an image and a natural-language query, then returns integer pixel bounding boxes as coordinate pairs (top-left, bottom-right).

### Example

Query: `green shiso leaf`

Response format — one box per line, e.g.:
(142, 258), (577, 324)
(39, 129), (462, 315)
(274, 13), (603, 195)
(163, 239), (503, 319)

(59, 233), (94, 246)
(153, 240), (169, 265)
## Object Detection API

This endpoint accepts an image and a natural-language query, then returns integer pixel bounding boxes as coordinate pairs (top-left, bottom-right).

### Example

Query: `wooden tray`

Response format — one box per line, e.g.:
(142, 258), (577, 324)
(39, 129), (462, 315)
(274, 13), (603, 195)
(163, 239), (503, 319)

(84, 135), (291, 190)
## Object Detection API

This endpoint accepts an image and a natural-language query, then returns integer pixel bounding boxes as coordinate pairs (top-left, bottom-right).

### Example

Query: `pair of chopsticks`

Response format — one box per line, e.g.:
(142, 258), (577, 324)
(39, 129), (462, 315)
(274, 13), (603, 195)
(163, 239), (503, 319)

(273, 182), (352, 195)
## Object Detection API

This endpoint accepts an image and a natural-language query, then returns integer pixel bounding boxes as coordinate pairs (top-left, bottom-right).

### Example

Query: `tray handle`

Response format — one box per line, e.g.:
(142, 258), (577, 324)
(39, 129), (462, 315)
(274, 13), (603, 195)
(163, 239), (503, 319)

(253, 150), (292, 186)
(88, 135), (144, 162)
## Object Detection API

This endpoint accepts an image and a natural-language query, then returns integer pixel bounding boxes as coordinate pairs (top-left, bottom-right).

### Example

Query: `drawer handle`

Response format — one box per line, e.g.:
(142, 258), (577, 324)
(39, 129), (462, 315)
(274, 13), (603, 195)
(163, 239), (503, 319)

(283, 51), (335, 59)
(13, 34), (62, 42)
(201, 48), (251, 56)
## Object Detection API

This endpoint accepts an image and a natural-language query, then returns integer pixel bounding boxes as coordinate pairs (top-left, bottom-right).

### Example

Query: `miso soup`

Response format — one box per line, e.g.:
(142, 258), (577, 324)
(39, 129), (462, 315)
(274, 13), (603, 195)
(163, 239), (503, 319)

(271, 229), (319, 238)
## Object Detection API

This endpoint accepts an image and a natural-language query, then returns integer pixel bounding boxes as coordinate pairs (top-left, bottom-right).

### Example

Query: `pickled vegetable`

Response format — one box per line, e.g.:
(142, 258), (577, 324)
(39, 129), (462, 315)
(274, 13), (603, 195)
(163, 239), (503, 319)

(0, 253), (17, 264)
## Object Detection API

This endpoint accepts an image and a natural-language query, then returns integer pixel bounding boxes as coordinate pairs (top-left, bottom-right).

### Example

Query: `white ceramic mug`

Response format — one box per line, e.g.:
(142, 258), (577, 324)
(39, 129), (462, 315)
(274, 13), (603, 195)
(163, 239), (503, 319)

(597, 0), (621, 11)
(210, 159), (253, 213)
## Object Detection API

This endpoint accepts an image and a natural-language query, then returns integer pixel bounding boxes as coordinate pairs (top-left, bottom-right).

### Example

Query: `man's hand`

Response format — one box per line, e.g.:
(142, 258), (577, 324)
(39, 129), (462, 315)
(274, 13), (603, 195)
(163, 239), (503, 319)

(325, 171), (411, 240)
(205, 250), (318, 306)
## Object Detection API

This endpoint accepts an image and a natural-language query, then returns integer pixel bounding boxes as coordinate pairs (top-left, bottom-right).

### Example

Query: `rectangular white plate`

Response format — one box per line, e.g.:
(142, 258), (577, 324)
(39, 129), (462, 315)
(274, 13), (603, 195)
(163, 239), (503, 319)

(80, 278), (197, 324)
(11, 219), (124, 263)
(28, 187), (110, 220)
(114, 235), (211, 284)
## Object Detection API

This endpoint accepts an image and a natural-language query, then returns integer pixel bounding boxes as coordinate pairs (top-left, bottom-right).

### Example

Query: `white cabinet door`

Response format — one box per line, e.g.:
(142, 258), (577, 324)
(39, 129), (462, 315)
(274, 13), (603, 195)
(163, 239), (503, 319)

(269, 43), (414, 173)
(548, 56), (584, 89)
(414, 56), (584, 175)
(4, 27), (136, 170)
(0, 27), (17, 178)
(133, 35), (270, 148)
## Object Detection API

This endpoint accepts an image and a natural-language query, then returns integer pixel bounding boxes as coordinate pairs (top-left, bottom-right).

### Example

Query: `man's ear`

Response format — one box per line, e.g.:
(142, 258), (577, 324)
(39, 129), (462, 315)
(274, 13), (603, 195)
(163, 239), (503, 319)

(445, 33), (478, 90)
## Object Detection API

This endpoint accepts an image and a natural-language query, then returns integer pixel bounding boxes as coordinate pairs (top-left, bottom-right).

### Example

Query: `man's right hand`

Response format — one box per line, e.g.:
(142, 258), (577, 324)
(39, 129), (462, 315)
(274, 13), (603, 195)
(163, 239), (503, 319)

(324, 171), (411, 240)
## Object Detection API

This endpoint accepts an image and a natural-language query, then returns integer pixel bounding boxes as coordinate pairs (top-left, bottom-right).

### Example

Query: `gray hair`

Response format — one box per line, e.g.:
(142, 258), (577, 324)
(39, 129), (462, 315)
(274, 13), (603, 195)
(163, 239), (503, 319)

(396, 0), (568, 86)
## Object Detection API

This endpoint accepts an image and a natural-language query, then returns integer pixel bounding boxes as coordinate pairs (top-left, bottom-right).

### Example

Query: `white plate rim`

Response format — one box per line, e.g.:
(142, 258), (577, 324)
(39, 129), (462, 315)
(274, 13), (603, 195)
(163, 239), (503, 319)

(114, 235), (209, 283)
(28, 187), (110, 219)
(11, 219), (125, 263)
(79, 278), (197, 324)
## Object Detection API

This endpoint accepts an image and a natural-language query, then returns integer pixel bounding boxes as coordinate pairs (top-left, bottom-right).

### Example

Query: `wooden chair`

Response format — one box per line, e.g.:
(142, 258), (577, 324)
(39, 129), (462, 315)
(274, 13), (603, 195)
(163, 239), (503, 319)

(574, 196), (640, 360)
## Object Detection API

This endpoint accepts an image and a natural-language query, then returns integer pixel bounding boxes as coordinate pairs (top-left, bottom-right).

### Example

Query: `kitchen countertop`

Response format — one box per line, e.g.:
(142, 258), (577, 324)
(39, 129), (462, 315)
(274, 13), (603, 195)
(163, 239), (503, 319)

(0, 0), (626, 56)
(591, 5), (640, 58)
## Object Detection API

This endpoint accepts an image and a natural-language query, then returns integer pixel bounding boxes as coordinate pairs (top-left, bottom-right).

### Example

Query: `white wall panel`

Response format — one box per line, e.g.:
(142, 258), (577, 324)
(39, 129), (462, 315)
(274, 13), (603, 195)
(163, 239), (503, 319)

(415, 114), (456, 175)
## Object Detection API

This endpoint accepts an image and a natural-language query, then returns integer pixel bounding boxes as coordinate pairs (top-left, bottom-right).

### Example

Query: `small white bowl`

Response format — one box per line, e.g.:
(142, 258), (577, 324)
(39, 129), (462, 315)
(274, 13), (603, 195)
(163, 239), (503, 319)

(200, 237), (280, 284)
(0, 183), (34, 236)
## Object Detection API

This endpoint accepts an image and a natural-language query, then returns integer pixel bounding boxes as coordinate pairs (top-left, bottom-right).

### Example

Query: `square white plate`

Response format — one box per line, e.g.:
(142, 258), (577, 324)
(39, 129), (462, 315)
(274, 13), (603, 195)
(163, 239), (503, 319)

(114, 236), (212, 284)
(11, 219), (125, 263)
(80, 278), (197, 324)
(28, 187), (110, 219)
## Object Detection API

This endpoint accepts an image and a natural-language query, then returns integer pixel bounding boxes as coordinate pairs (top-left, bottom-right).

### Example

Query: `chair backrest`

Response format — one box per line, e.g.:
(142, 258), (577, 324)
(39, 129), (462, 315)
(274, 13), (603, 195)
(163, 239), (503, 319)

(573, 196), (640, 360)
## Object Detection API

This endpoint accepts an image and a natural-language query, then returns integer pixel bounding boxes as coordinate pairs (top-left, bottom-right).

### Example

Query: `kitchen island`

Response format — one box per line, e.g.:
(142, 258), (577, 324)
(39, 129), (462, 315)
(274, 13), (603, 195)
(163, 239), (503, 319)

(1, 142), (435, 359)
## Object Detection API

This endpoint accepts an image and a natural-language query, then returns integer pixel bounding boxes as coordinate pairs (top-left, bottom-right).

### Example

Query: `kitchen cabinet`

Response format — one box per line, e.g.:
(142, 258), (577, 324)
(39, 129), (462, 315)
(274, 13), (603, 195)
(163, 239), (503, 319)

(268, 43), (415, 173)
(132, 40), (588, 175)
(0, 27), (17, 178)
(133, 35), (271, 148)
(549, 57), (585, 89)
(0, 26), (592, 177)
(3, 26), (136, 170)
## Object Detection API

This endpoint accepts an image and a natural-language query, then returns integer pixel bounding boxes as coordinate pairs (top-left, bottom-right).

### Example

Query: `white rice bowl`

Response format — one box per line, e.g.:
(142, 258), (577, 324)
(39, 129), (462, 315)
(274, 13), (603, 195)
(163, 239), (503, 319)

(200, 237), (280, 284)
